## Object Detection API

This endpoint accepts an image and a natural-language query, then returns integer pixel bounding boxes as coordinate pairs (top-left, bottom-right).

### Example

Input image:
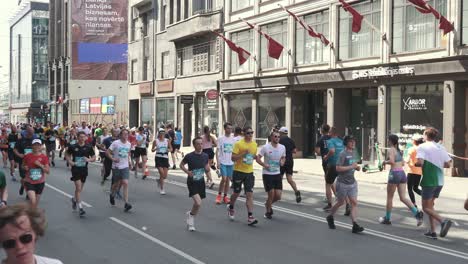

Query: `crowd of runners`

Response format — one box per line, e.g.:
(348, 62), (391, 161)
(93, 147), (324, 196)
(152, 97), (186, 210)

(0, 121), (464, 240)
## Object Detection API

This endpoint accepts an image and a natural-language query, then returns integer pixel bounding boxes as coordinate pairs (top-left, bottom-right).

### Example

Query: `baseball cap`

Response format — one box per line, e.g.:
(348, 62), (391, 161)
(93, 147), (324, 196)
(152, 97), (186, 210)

(412, 134), (423, 141)
(158, 128), (165, 133)
(32, 139), (42, 145)
(279, 127), (288, 134)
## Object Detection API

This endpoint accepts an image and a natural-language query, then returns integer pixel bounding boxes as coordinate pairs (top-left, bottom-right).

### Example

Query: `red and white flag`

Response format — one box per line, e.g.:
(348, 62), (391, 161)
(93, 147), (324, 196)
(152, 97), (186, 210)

(212, 31), (251, 65)
(338, 0), (364, 33)
(243, 20), (284, 60)
(407, 0), (453, 35)
(439, 15), (454, 35)
(282, 6), (330, 46)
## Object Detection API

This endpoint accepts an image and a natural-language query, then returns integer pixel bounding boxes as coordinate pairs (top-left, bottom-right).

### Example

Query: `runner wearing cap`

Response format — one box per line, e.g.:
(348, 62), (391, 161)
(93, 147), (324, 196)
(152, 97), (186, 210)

(66, 131), (96, 217)
(13, 126), (35, 197)
(22, 139), (49, 208)
(134, 127), (148, 179)
(279, 127), (301, 203)
(152, 128), (172, 194)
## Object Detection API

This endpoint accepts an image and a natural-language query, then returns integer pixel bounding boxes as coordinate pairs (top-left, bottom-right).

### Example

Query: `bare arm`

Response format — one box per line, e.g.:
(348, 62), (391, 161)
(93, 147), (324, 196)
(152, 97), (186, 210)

(255, 154), (268, 169)
(65, 151), (75, 167)
(415, 158), (424, 167)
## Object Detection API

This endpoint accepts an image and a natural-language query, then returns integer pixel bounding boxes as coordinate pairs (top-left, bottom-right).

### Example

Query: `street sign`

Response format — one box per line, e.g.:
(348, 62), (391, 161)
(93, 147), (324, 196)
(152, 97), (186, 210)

(180, 95), (193, 104)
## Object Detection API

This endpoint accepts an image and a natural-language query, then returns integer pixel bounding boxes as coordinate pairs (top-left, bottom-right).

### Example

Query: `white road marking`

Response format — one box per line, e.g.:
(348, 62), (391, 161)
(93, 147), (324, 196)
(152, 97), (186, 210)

(45, 183), (93, 208)
(110, 217), (206, 264)
(164, 179), (468, 261)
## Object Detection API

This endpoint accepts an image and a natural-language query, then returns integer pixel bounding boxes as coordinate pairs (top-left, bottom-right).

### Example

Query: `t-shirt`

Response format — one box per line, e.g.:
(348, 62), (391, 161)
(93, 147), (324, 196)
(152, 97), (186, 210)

(34, 255), (64, 264)
(98, 135), (111, 152)
(23, 153), (49, 184)
(34, 127), (44, 139)
(182, 151), (209, 181)
(7, 132), (18, 150)
(66, 143), (95, 168)
(259, 143), (286, 175)
(217, 135), (236, 166)
(103, 136), (118, 149)
(94, 128), (103, 137)
(233, 136), (242, 142)
(316, 134), (331, 165)
(279, 136), (296, 164)
(109, 140), (131, 169)
(336, 149), (359, 185)
(174, 131), (182, 145)
(143, 128), (151, 142)
(167, 130), (176, 142)
(14, 137), (34, 162)
(233, 139), (257, 174)
(77, 126), (91, 135)
(416, 141), (451, 187)
(135, 133), (147, 148)
(44, 130), (56, 143)
(406, 146), (422, 175)
(327, 137), (344, 166)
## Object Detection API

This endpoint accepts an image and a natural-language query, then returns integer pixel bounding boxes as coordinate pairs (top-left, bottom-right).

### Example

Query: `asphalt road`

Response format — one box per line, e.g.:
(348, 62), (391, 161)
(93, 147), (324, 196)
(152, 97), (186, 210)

(1, 156), (468, 264)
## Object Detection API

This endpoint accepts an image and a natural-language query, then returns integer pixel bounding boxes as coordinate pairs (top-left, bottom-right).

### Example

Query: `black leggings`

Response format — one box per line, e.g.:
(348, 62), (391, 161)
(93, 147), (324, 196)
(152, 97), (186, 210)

(407, 173), (422, 204)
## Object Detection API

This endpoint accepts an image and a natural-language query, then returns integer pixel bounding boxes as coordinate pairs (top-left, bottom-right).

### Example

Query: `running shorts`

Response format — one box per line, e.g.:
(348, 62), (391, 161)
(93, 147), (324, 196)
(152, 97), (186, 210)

(45, 142), (56, 153)
(336, 181), (358, 200)
(7, 150), (15, 161)
(71, 167), (89, 183)
(24, 182), (45, 195)
(172, 144), (181, 151)
(134, 147), (147, 158)
(187, 178), (206, 199)
(0, 172), (6, 189)
(280, 161), (294, 176)
(155, 157), (170, 168)
(325, 165), (338, 184)
(421, 186), (443, 200)
(388, 169), (407, 184)
(202, 148), (215, 160)
(262, 174), (283, 192)
(220, 164), (234, 178)
(232, 171), (254, 194)
(112, 168), (130, 181)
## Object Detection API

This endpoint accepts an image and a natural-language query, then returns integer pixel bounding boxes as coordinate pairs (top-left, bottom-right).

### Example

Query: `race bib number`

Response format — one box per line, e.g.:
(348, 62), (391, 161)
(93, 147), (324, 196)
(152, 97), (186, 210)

(118, 147), (129, 159)
(159, 146), (167, 154)
(70, 140), (77, 145)
(268, 160), (280, 172)
(30, 168), (42, 181)
(192, 168), (205, 181)
(243, 153), (254, 165)
(9, 142), (15, 148)
(49, 136), (56, 142)
(24, 148), (33, 154)
(223, 143), (233, 154)
(75, 157), (87, 167)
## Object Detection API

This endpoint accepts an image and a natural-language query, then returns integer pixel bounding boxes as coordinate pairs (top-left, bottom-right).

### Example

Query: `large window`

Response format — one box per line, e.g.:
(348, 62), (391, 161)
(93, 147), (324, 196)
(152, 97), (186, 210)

(193, 0), (213, 15)
(131, 59), (138, 83)
(141, 13), (148, 37)
(462, 0), (468, 45)
(162, 52), (170, 78)
(260, 20), (288, 70)
(231, 0), (253, 12)
(228, 94), (252, 129)
(393, 0), (447, 53)
(258, 93), (285, 139)
(339, 0), (381, 59)
(296, 10), (329, 65)
(156, 98), (175, 129)
(141, 98), (154, 127)
(160, 3), (167, 31)
(230, 29), (253, 74)
(177, 41), (219, 76)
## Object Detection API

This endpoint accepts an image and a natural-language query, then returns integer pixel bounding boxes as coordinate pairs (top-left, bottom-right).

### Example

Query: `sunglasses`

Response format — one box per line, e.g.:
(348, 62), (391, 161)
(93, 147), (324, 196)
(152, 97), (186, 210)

(272, 135), (280, 138)
(2, 233), (33, 249)
(245, 131), (254, 135)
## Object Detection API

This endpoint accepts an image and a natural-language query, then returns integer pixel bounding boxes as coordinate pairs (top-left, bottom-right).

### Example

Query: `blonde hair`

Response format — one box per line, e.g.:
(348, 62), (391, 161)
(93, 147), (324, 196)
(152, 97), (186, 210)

(0, 203), (47, 237)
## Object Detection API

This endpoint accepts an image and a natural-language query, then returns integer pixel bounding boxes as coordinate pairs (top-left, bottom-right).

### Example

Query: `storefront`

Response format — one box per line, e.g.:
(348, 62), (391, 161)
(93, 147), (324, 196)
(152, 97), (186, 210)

(140, 98), (154, 128)
(196, 90), (219, 136)
(156, 98), (175, 129)
(227, 94), (252, 129)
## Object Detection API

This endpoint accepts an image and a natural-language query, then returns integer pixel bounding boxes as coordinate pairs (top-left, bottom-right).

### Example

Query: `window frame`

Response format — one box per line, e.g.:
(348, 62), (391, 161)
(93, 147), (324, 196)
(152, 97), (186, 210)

(259, 20), (288, 70)
(295, 10), (330, 66)
(229, 29), (254, 74)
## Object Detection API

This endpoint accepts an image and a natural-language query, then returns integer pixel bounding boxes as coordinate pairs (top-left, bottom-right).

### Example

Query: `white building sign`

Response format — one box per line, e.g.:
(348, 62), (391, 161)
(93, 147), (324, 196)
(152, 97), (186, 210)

(352, 66), (415, 80)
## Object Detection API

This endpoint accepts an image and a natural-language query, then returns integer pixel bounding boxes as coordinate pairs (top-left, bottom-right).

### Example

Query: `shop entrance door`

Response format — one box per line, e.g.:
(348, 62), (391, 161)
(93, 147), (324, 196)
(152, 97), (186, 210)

(183, 103), (192, 146)
(128, 100), (139, 128)
(304, 90), (326, 157)
(349, 88), (378, 161)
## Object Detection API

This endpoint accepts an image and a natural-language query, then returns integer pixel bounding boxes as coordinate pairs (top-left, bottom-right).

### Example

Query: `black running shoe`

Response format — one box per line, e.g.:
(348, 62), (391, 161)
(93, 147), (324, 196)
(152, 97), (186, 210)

(378, 216), (392, 225)
(71, 198), (77, 210)
(264, 212), (272, 220)
(124, 203), (132, 212)
(79, 208), (86, 216)
(51, 161), (55, 167)
(109, 194), (115, 206)
(424, 231), (437, 240)
(326, 215), (336, 229)
(352, 224), (364, 233)
(19, 186), (24, 196)
(295, 191), (302, 203)
(344, 204), (351, 216)
(440, 219), (453, 238)
(323, 204), (332, 212)
(172, 165), (176, 170)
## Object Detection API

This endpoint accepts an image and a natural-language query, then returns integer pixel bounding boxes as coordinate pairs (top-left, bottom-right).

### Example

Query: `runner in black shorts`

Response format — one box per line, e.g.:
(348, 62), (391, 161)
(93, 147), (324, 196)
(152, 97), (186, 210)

(323, 127), (346, 213)
(66, 131), (96, 217)
(279, 127), (301, 203)
(180, 136), (212, 231)
(7, 126), (19, 181)
(14, 126), (35, 197)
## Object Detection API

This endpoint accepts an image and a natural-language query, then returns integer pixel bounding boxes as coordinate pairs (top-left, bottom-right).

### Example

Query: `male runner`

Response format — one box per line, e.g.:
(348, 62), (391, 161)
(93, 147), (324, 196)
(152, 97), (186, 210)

(57, 123), (67, 158)
(227, 127), (258, 226)
(415, 127), (453, 239)
(7, 125), (19, 181)
(256, 131), (286, 219)
(279, 127), (301, 203)
(180, 136), (212, 231)
(107, 129), (133, 212)
(101, 128), (119, 184)
(215, 123), (235, 204)
(22, 139), (50, 208)
(323, 127), (350, 215)
(0, 129), (9, 168)
(326, 135), (364, 234)
(166, 124), (177, 169)
(134, 127), (148, 178)
(44, 126), (57, 167)
(13, 126), (35, 196)
(66, 131), (96, 217)
(316, 124), (332, 210)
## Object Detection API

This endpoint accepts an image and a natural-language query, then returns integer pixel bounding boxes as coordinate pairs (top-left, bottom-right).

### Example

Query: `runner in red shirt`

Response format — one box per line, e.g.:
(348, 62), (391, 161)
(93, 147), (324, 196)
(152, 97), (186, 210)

(22, 139), (50, 208)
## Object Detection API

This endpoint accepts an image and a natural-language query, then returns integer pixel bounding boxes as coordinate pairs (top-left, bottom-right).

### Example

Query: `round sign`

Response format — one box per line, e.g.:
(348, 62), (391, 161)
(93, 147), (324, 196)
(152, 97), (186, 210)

(205, 89), (219, 100)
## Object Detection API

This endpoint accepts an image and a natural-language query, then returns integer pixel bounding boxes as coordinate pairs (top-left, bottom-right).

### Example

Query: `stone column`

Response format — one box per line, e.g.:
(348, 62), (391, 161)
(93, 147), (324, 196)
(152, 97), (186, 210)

(443, 81), (455, 155)
(377, 85), (387, 146)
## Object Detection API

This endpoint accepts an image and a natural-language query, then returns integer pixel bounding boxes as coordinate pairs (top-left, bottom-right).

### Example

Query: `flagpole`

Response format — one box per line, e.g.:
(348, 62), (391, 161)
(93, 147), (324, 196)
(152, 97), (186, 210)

(362, 17), (387, 40)
(239, 17), (289, 53)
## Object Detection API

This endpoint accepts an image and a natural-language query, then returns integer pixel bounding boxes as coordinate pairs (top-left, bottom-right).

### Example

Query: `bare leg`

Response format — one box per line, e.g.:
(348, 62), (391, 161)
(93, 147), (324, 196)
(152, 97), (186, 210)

(191, 195), (202, 215)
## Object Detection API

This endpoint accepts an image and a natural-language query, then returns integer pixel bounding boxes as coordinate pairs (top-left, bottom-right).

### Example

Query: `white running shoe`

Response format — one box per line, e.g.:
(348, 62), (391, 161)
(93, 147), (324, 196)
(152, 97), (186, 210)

(160, 189), (166, 195)
(186, 211), (195, 231)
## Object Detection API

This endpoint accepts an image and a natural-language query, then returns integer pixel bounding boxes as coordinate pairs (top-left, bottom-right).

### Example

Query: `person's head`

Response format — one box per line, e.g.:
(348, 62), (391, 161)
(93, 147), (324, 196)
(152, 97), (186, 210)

(243, 127), (254, 141)
(0, 203), (47, 264)
(11, 126), (16, 133)
(175, 127), (180, 132)
(138, 126), (144, 133)
(102, 127), (108, 135)
(119, 129), (129, 141)
(1, 129), (6, 135)
(81, 121), (86, 128)
(77, 131), (87, 143)
(203, 126), (210, 135)
(388, 134), (399, 148)
(158, 128), (165, 138)
(111, 128), (120, 138)
(279, 127), (288, 136)
(424, 127), (438, 142)
(329, 127), (337, 137)
(25, 127), (34, 138)
(321, 124), (331, 135)
(224, 122), (232, 135)
(69, 128), (77, 136)
(143, 123), (148, 129)
(166, 123), (173, 130)
(234, 127), (242, 136)
(412, 134), (424, 146)
(270, 131), (280, 144)
(343, 135), (356, 150)
(192, 136), (203, 152)
(32, 139), (42, 153)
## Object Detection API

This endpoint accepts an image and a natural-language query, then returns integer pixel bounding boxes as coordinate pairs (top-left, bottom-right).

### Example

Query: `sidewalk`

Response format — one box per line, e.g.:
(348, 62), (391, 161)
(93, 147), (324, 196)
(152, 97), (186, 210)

(151, 146), (468, 201)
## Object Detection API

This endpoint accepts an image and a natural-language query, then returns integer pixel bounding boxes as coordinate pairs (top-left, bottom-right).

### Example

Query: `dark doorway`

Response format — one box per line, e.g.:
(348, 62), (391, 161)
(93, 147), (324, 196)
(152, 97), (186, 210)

(183, 103), (192, 146)
(129, 99), (139, 128)
(303, 90), (327, 157)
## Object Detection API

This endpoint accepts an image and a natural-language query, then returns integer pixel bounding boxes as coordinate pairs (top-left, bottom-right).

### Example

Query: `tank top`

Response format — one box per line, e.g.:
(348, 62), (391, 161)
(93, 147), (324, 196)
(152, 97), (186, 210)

(155, 138), (169, 159)
(395, 149), (403, 162)
(202, 135), (213, 149)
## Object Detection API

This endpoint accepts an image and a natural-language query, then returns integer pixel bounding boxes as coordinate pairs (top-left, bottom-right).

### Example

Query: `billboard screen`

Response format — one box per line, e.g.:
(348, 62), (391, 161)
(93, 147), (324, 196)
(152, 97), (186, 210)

(101, 96), (115, 114)
(80, 98), (90, 113)
(71, 0), (128, 80)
